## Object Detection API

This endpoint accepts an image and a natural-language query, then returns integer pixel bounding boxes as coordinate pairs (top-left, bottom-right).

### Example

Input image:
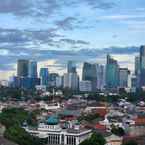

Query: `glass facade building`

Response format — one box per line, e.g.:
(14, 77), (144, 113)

(82, 62), (97, 91)
(29, 61), (37, 78)
(40, 68), (49, 86)
(119, 68), (130, 88)
(106, 55), (119, 89)
(17, 59), (29, 77)
(140, 45), (145, 87)
(67, 61), (76, 73)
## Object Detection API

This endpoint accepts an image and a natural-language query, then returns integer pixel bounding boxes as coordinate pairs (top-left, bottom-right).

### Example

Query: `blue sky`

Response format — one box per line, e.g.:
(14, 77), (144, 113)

(0, 0), (144, 79)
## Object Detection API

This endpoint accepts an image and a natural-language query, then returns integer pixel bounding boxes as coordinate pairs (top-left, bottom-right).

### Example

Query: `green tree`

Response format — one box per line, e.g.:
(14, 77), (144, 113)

(0, 108), (28, 128)
(122, 140), (138, 145)
(4, 125), (42, 145)
(111, 126), (125, 136)
(79, 133), (106, 145)
(0, 108), (44, 145)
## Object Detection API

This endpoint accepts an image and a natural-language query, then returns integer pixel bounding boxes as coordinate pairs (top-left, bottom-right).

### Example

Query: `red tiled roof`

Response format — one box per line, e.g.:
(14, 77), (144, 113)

(134, 117), (145, 125)
(96, 108), (108, 117)
(95, 123), (106, 130)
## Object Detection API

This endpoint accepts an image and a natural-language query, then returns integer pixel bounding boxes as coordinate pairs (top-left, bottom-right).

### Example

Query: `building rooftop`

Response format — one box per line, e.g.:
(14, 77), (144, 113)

(47, 115), (59, 125)
(67, 128), (91, 134)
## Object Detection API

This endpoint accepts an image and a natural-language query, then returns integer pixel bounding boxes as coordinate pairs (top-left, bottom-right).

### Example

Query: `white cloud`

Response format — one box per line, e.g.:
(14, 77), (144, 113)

(0, 49), (9, 56)
(96, 14), (145, 21)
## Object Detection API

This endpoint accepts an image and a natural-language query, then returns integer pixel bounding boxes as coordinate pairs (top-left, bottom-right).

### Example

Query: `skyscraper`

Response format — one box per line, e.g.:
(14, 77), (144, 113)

(140, 45), (145, 87)
(131, 75), (137, 90)
(67, 61), (76, 73)
(82, 62), (97, 91)
(134, 56), (140, 88)
(17, 59), (29, 77)
(56, 76), (63, 88)
(135, 56), (140, 76)
(63, 73), (79, 91)
(40, 68), (49, 86)
(119, 68), (130, 88)
(49, 73), (59, 87)
(106, 55), (119, 89)
(29, 61), (37, 78)
(96, 64), (105, 90)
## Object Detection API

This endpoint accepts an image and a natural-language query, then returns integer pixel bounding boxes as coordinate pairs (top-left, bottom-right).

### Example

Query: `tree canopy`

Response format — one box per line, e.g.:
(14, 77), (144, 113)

(122, 140), (138, 145)
(79, 132), (106, 145)
(0, 108), (45, 145)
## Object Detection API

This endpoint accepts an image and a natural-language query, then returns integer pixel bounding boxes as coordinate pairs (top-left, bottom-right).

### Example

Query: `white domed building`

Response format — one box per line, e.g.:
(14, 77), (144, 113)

(24, 115), (92, 145)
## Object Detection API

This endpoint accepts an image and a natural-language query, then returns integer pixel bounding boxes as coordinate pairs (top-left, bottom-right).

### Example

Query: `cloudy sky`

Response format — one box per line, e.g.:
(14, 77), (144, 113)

(0, 0), (144, 79)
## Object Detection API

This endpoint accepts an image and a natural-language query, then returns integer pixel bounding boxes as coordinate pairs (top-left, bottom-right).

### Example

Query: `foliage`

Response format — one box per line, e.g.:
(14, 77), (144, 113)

(79, 132), (106, 145)
(4, 125), (42, 145)
(122, 140), (138, 145)
(0, 108), (28, 128)
(0, 108), (44, 145)
(78, 113), (100, 122)
(111, 126), (125, 136)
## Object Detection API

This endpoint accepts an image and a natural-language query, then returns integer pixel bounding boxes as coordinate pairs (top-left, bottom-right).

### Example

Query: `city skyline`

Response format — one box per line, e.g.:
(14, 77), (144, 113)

(0, 0), (145, 79)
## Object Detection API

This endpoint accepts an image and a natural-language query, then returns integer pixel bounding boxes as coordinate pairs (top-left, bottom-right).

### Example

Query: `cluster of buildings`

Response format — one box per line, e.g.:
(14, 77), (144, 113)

(4, 45), (145, 93)
(1, 93), (145, 145)
(2, 96), (141, 145)
(9, 59), (60, 90)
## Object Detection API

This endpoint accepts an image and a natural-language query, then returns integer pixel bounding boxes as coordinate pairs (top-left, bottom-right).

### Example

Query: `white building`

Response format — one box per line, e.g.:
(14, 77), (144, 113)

(38, 101), (61, 110)
(24, 116), (92, 145)
(63, 73), (79, 91)
(79, 81), (92, 92)
(35, 85), (47, 91)
(0, 80), (9, 87)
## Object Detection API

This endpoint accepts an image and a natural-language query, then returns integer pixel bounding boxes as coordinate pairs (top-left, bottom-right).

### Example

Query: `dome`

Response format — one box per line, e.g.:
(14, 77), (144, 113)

(47, 116), (59, 125)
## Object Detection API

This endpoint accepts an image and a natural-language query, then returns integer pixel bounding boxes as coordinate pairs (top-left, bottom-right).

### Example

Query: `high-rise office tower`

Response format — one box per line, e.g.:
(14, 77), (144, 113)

(96, 64), (105, 90)
(49, 73), (59, 87)
(67, 61), (76, 73)
(63, 73), (79, 91)
(40, 68), (49, 86)
(135, 56), (140, 76)
(131, 75), (137, 89)
(29, 61), (37, 78)
(106, 55), (119, 89)
(82, 62), (97, 91)
(140, 45), (145, 87)
(64, 60), (79, 91)
(119, 68), (130, 88)
(56, 76), (63, 88)
(17, 59), (29, 77)
(134, 56), (140, 88)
